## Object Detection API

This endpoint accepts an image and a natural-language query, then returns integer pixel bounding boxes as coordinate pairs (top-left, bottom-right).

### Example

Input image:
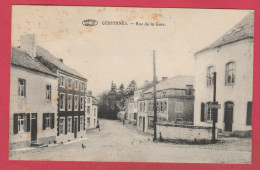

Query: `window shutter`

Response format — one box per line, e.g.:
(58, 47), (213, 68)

(214, 109), (218, 123)
(78, 116), (80, 131)
(65, 116), (67, 134)
(83, 116), (85, 130)
(246, 102), (252, 125)
(51, 113), (55, 129)
(71, 117), (74, 133)
(200, 103), (205, 122)
(23, 113), (27, 132)
(43, 114), (46, 130)
(27, 113), (30, 132)
(24, 80), (26, 97)
(13, 114), (18, 134)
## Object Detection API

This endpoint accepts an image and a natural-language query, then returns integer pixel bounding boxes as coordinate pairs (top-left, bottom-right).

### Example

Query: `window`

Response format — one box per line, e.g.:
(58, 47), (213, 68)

(144, 103), (146, 112)
(148, 116), (154, 129)
(226, 62), (236, 84)
(43, 113), (54, 130)
(60, 76), (65, 87)
(206, 102), (213, 121)
(246, 101), (253, 125)
(175, 102), (183, 113)
(67, 117), (72, 133)
(59, 117), (65, 135)
(18, 114), (24, 132)
(87, 106), (90, 114)
(74, 96), (79, 111)
(75, 81), (79, 90)
(94, 108), (96, 116)
(68, 78), (72, 89)
(67, 94), (73, 111)
(59, 93), (65, 111)
(18, 79), (25, 97)
(13, 113), (31, 134)
(46, 85), (51, 100)
(160, 102), (163, 112)
(80, 96), (84, 111)
(87, 97), (91, 103)
(164, 101), (167, 112)
(207, 66), (215, 86)
(87, 118), (90, 128)
(81, 82), (85, 92)
(80, 116), (84, 130)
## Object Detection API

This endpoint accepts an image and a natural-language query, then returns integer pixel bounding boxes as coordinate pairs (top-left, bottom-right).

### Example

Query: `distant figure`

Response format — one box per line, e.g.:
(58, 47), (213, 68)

(82, 143), (86, 149)
(123, 119), (125, 125)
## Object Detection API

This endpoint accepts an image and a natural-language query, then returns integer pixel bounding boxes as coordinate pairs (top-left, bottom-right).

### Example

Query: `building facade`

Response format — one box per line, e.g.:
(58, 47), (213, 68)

(193, 12), (254, 135)
(86, 91), (98, 129)
(31, 35), (88, 142)
(137, 76), (195, 133)
(10, 42), (58, 149)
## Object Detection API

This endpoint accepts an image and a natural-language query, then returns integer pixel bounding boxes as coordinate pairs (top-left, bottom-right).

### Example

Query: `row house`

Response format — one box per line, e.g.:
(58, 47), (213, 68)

(131, 80), (155, 124)
(194, 12), (254, 136)
(137, 76), (195, 133)
(35, 46), (88, 142)
(86, 91), (98, 129)
(125, 96), (134, 122)
(10, 35), (58, 149)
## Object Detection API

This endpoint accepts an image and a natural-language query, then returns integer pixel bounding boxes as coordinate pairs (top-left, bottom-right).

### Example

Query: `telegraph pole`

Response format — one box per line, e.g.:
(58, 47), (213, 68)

(153, 50), (157, 141)
(212, 72), (217, 143)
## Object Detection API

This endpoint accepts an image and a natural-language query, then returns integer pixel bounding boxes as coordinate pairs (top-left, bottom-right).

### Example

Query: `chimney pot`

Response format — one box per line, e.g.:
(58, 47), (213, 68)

(162, 77), (168, 81)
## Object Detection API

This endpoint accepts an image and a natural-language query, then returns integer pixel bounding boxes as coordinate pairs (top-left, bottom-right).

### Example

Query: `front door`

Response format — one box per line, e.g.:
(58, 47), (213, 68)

(74, 117), (78, 138)
(143, 117), (145, 132)
(31, 113), (37, 142)
(224, 102), (234, 132)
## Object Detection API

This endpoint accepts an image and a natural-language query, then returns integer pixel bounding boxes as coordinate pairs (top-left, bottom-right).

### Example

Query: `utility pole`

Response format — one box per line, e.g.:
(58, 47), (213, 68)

(212, 72), (217, 143)
(153, 50), (157, 141)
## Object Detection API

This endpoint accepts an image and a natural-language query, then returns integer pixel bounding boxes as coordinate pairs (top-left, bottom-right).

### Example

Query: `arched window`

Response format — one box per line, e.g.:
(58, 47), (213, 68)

(207, 66), (215, 86)
(226, 62), (236, 84)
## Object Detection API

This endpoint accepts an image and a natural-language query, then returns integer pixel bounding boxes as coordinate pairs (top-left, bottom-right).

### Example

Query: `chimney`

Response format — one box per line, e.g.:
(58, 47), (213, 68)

(186, 85), (193, 95)
(20, 34), (37, 58)
(58, 58), (63, 63)
(88, 90), (92, 95)
(162, 77), (168, 81)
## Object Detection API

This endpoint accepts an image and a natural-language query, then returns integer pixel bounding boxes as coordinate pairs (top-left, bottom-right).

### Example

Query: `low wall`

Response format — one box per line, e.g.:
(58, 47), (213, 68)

(156, 123), (217, 144)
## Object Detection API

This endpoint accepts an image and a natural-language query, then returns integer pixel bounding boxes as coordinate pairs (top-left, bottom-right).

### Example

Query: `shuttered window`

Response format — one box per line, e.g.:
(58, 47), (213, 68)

(13, 113), (31, 134)
(246, 102), (253, 125)
(43, 113), (55, 130)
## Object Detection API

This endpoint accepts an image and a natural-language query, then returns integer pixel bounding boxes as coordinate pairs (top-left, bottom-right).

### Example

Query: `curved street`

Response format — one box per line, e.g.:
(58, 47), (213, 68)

(10, 119), (251, 163)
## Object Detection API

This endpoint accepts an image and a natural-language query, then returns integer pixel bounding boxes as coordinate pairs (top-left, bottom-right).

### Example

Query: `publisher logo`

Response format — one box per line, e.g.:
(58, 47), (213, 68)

(82, 19), (98, 26)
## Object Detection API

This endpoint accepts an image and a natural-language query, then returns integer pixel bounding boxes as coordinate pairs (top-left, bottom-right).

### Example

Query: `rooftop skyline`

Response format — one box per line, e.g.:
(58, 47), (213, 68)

(11, 6), (251, 95)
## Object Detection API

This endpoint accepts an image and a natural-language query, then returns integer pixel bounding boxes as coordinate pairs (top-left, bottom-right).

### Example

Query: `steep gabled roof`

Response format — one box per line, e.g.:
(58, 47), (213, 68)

(195, 12), (254, 56)
(36, 46), (87, 80)
(11, 47), (57, 77)
(144, 75), (194, 93)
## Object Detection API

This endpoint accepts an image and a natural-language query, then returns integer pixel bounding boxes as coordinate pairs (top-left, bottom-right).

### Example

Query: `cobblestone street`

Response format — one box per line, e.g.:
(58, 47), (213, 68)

(10, 119), (251, 163)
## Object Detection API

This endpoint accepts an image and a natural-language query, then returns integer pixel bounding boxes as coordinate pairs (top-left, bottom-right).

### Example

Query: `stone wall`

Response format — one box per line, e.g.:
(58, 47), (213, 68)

(156, 123), (217, 143)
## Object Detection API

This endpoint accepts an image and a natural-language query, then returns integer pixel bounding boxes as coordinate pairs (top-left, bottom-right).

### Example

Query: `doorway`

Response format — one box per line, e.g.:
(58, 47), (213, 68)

(224, 101), (234, 132)
(31, 113), (37, 142)
(74, 117), (78, 138)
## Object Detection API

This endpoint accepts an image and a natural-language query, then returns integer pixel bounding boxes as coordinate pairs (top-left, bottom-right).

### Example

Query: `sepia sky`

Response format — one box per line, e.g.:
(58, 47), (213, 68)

(11, 6), (251, 96)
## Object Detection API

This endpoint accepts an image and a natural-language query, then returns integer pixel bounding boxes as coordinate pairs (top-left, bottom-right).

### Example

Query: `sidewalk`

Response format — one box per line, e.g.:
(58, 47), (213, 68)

(10, 137), (88, 152)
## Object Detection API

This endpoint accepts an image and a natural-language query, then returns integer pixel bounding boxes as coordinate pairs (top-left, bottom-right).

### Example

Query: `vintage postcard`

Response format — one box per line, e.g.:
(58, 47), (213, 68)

(9, 5), (254, 163)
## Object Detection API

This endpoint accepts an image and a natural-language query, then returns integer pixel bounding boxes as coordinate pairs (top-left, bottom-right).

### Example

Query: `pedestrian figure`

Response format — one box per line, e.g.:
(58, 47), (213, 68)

(123, 119), (125, 125)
